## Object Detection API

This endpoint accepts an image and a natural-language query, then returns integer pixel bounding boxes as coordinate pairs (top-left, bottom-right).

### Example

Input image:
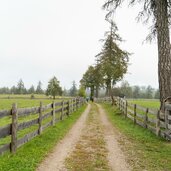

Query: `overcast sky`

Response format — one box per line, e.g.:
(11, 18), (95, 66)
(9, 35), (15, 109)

(0, 0), (158, 89)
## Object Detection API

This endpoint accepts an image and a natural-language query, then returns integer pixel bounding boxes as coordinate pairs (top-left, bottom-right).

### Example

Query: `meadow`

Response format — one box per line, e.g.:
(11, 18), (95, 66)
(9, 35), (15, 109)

(0, 95), (74, 154)
(128, 99), (160, 109)
(0, 94), (66, 109)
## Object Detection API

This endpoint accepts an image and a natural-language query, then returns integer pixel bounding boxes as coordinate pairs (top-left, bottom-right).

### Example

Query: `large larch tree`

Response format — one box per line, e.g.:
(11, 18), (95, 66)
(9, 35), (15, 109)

(103, 0), (171, 111)
(96, 20), (129, 102)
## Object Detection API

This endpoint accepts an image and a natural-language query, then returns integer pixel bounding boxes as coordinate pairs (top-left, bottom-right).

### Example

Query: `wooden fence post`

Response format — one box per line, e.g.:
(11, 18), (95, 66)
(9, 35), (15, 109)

(67, 100), (70, 116)
(120, 98), (122, 111)
(11, 103), (18, 154)
(125, 101), (128, 118)
(144, 108), (148, 128)
(78, 98), (80, 108)
(134, 104), (137, 125)
(122, 100), (124, 113)
(121, 99), (123, 113)
(119, 98), (121, 110)
(76, 98), (78, 110)
(60, 100), (64, 120)
(38, 102), (42, 135)
(73, 98), (75, 112)
(71, 99), (73, 113)
(52, 101), (55, 126)
(156, 110), (160, 136)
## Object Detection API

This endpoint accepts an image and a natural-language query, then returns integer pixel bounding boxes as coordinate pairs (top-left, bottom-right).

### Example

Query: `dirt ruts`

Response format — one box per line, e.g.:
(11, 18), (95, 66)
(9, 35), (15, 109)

(36, 104), (91, 171)
(36, 103), (131, 171)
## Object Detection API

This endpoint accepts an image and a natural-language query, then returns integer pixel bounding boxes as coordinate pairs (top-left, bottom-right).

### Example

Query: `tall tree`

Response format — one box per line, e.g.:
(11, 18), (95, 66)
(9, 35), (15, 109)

(96, 20), (129, 102)
(103, 0), (171, 110)
(36, 81), (44, 94)
(80, 66), (96, 98)
(78, 85), (86, 97)
(145, 85), (154, 99)
(46, 77), (62, 99)
(17, 79), (25, 94)
(120, 80), (132, 98)
(69, 81), (77, 97)
(132, 85), (141, 98)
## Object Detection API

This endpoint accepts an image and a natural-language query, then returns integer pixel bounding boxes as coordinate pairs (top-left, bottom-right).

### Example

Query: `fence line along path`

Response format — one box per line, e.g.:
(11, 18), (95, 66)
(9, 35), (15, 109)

(97, 97), (171, 141)
(0, 98), (85, 155)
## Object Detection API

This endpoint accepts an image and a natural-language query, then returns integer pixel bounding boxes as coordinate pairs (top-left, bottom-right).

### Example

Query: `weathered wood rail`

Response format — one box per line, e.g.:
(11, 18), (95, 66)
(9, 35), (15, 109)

(0, 98), (85, 155)
(97, 97), (171, 141)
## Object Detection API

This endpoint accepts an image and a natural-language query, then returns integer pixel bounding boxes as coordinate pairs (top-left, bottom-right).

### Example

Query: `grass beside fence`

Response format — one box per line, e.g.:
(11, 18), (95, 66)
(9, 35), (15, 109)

(0, 99), (67, 127)
(128, 99), (160, 109)
(0, 104), (87, 171)
(102, 103), (171, 171)
(0, 99), (57, 110)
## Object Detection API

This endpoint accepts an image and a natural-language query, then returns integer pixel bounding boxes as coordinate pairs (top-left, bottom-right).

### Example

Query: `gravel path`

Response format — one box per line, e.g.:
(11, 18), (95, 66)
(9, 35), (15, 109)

(36, 104), (91, 171)
(97, 104), (131, 171)
(36, 103), (131, 171)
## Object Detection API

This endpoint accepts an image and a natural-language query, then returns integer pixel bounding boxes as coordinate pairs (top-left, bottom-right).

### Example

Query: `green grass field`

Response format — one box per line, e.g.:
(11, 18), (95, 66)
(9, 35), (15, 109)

(103, 103), (171, 171)
(0, 104), (87, 171)
(128, 99), (160, 109)
(0, 97), (74, 151)
(0, 94), (47, 99)
(0, 98), (64, 128)
(0, 99), (53, 110)
(0, 94), (68, 110)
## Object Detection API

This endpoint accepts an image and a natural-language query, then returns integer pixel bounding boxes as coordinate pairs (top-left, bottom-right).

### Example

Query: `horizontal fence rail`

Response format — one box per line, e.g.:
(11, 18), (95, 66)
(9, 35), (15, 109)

(0, 98), (85, 155)
(97, 97), (171, 141)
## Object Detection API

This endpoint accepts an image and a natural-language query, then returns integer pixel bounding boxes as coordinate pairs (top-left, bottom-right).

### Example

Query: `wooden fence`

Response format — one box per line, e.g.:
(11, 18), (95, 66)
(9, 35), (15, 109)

(0, 98), (85, 155)
(97, 97), (171, 141)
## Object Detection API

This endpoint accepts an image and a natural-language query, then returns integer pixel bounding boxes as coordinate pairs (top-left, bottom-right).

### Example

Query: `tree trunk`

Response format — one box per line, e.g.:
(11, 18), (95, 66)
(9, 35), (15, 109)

(95, 85), (99, 98)
(105, 79), (111, 96)
(155, 0), (171, 111)
(90, 86), (94, 98)
(105, 87), (109, 96)
(106, 80), (115, 105)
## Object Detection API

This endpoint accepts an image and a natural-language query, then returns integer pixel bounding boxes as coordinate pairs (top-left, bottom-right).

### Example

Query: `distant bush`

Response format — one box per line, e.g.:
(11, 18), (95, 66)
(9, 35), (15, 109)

(30, 94), (35, 99)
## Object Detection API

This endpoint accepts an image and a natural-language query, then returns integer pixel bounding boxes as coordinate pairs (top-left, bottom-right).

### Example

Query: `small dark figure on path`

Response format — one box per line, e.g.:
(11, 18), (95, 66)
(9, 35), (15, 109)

(90, 96), (94, 102)
(86, 97), (89, 102)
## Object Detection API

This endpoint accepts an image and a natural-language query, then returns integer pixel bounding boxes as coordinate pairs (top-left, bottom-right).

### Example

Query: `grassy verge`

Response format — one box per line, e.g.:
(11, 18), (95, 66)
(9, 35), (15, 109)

(102, 103), (171, 171)
(0, 105), (87, 171)
(65, 104), (109, 171)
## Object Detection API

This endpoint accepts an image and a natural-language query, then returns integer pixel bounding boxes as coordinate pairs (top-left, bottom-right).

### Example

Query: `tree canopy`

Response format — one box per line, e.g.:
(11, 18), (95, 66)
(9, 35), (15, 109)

(69, 81), (77, 97)
(81, 20), (129, 100)
(46, 76), (62, 99)
(103, 0), (171, 111)
(96, 21), (129, 97)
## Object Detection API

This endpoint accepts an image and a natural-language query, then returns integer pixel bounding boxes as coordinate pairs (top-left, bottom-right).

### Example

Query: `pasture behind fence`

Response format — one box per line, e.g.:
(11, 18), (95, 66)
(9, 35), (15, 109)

(0, 98), (85, 155)
(97, 97), (171, 141)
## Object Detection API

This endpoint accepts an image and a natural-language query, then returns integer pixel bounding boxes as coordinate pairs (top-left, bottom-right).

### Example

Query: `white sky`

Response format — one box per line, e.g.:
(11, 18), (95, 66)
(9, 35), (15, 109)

(0, 0), (158, 89)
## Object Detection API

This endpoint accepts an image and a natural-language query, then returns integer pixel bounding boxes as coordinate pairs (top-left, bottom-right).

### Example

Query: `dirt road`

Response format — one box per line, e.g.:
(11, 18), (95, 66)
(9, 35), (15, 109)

(36, 103), (131, 171)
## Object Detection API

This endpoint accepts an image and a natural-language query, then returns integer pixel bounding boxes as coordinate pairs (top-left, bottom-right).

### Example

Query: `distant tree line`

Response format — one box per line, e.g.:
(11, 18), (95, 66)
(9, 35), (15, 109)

(0, 78), (86, 98)
(0, 79), (44, 95)
(109, 81), (159, 99)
